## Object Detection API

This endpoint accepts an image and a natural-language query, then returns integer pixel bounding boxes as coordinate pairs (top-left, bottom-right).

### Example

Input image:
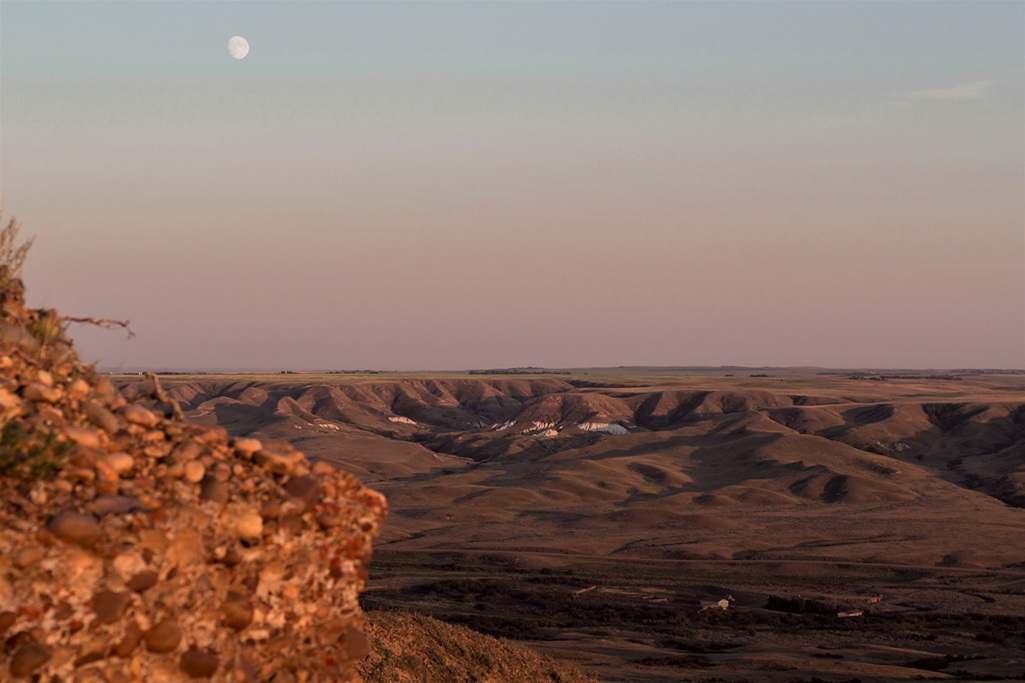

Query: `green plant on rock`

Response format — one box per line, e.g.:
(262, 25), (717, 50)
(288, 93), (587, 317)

(0, 420), (69, 480)
(29, 313), (62, 344)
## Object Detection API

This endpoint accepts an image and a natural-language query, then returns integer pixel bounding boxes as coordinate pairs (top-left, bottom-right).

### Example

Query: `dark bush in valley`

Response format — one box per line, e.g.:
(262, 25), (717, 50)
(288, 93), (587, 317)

(946, 674), (1024, 682)
(905, 653), (987, 672)
(701, 606), (813, 629)
(656, 637), (741, 654)
(525, 574), (593, 587)
(905, 656), (949, 671)
(364, 558), (1025, 676)
(446, 614), (544, 640)
(766, 595), (836, 615)
(976, 630), (1006, 645)
(634, 655), (713, 668)
(371, 577), (693, 640)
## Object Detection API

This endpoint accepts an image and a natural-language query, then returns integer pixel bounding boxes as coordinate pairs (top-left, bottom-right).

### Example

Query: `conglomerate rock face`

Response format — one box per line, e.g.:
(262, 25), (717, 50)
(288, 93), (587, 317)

(0, 274), (388, 681)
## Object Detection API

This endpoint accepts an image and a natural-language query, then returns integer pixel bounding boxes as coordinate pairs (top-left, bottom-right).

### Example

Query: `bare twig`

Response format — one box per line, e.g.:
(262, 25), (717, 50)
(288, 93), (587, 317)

(61, 316), (136, 339)
(144, 371), (185, 421)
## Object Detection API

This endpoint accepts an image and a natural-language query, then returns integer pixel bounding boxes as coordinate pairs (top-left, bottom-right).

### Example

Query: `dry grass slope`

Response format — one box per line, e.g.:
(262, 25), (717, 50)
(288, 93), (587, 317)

(360, 611), (595, 683)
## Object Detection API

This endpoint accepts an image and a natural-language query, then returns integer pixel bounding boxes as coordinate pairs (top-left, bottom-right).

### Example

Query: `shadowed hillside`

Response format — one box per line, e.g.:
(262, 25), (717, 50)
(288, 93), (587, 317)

(117, 373), (1025, 569)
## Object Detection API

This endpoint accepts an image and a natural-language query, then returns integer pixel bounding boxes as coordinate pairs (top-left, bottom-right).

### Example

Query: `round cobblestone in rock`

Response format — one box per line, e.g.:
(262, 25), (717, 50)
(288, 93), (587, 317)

(114, 623), (140, 658)
(84, 401), (120, 434)
(184, 461), (205, 483)
(126, 570), (158, 592)
(120, 403), (158, 428)
(180, 648), (219, 678)
(9, 642), (53, 677)
(144, 619), (182, 653)
(91, 590), (131, 624)
(12, 546), (43, 569)
(47, 512), (101, 547)
(103, 453), (134, 475)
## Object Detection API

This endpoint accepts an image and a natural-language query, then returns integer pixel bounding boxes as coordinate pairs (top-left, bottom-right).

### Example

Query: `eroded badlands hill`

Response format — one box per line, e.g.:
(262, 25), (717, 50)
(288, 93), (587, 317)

(120, 373), (1025, 569)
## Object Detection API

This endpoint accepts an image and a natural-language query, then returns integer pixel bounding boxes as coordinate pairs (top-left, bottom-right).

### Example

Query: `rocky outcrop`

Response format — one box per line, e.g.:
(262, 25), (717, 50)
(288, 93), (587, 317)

(0, 272), (387, 681)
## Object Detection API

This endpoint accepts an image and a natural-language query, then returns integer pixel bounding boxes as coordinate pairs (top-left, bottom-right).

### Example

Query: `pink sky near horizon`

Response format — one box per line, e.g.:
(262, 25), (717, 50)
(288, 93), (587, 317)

(2, 2), (1022, 370)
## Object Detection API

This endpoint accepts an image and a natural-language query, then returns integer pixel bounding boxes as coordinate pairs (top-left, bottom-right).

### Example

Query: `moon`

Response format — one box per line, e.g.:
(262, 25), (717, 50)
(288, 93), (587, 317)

(228, 36), (249, 60)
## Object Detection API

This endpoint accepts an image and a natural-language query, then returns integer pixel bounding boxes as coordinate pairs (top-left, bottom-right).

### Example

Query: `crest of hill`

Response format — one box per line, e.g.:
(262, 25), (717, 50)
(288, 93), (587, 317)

(512, 392), (636, 429)
(0, 256), (388, 680)
(122, 373), (1025, 509)
(128, 378), (577, 434)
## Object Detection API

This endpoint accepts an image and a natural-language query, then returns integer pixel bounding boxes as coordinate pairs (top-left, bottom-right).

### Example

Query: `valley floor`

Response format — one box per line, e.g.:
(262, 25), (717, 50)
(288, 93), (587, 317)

(363, 550), (1025, 682)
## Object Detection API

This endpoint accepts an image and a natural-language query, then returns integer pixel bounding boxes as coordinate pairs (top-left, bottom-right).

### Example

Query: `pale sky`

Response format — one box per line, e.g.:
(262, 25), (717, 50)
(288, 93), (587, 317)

(1, 1), (1022, 370)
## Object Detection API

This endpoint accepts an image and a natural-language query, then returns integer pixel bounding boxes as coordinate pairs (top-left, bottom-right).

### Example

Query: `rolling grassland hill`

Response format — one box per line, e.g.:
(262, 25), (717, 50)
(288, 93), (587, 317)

(115, 371), (1025, 680)
(120, 372), (1025, 569)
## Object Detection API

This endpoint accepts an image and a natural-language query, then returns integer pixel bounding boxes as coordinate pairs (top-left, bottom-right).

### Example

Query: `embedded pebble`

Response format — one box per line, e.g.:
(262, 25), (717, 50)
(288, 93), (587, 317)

(144, 619), (182, 653)
(47, 512), (102, 547)
(23, 382), (60, 403)
(233, 437), (262, 454)
(9, 642), (52, 676)
(179, 648), (219, 678)
(284, 475), (321, 512)
(184, 461), (205, 483)
(88, 495), (143, 516)
(84, 400), (120, 433)
(121, 404), (158, 428)
(115, 623), (140, 658)
(235, 513), (263, 540)
(91, 590), (131, 624)
(63, 426), (101, 448)
(103, 453), (134, 475)
(126, 570), (158, 592)
(67, 378), (90, 401)
(12, 546), (43, 569)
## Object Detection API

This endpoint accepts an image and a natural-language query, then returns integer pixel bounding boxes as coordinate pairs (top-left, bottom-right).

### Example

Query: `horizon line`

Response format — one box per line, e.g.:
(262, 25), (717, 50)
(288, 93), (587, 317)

(101, 365), (1025, 375)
